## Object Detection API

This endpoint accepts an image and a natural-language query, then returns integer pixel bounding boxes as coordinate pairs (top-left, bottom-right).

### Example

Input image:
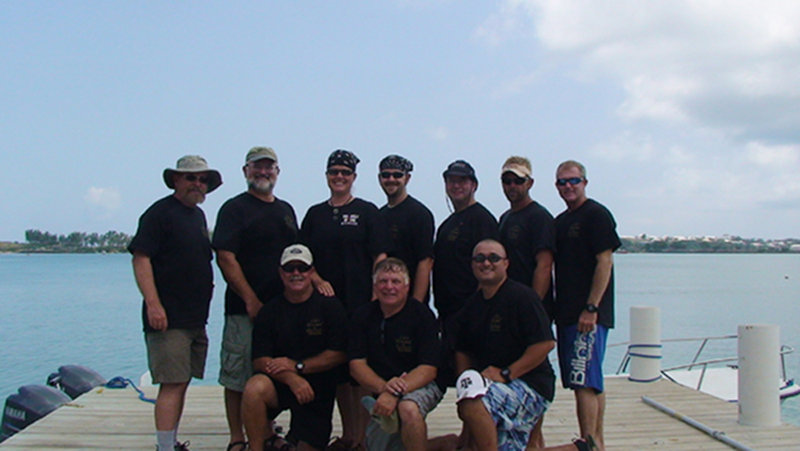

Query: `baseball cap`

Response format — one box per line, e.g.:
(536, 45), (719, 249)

(280, 244), (313, 266)
(442, 160), (477, 183)
(246, 146), (278, 164)
(456, 369), (492, 402)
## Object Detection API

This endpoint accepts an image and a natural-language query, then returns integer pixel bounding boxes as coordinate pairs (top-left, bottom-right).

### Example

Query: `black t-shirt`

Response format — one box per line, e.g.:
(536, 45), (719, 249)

(455, 279), (555, 401)
(349, 299), (440, 382)
(499, 201), (556, 318)
(432, 202), (498, 318)
(299, 198), (391, 314)
(252, 292), (348, 389)
(379, 196), (435, 298)
(554, 199), (621, 328)
(212, 193), (298, 315)
(128, 195), (213, 331)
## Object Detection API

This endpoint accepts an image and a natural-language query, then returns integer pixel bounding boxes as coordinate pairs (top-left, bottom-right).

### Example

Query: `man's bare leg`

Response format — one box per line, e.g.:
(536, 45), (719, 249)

(526, 415), (545, 448)
(155, 382), (189, 431)
(336, 383), (368, 448)
(457, 399), (497, 451)
(575, 388), (604, 450)
(398, 400), (427, 449)
(224, 388), (246, 446)
(242, 375), (278, 451)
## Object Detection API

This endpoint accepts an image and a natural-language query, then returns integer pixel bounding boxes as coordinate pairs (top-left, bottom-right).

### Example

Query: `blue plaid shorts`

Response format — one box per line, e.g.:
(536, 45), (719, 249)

(480, 379), (550, 451)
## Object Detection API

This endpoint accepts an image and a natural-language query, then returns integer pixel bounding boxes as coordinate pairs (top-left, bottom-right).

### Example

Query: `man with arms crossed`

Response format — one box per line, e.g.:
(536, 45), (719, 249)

(349, 258), (449, 450)
(129, 155), (222, 451)
(554, 160), (620, 450)
(377, 155), (435, 303)
(498, 156), (556, 447)
(242, 244), (348, 451)
(212, 147), (300, 451)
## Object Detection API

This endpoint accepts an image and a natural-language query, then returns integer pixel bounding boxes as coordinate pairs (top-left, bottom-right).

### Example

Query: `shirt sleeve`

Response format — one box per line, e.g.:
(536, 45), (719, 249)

(347, 305), (369, 360)
(251, 305), (274, 360)
(416, 305), (441, 367)
(325, 297), (349, 352)
(128, 203), (162, 257)
(588, 204), (621, 255)
(211, 199), (242, 252)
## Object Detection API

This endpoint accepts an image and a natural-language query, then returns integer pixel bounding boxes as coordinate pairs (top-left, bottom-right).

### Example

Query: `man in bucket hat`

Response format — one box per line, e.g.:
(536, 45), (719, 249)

(129, 155), (222, 451)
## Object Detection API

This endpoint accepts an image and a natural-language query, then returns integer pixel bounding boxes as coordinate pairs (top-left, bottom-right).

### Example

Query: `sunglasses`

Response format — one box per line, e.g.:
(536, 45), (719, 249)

(183, 174), (209, 184)
(380, 171), (405, 179)
(326, 169), (354, 176)
(281, 262), (312, 273)
(472, 253), (506, 264)
(502, 176), (528, 185)
(556, 177), (584, 186)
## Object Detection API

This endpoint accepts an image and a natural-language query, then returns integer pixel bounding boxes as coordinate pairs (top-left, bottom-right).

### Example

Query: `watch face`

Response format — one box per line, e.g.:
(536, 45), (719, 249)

(585, 304), (598, 313)
(296, 362), (305, 372)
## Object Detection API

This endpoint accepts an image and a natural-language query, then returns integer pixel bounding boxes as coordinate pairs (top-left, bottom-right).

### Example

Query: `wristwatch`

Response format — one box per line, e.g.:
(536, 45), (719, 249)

(295, 361), (305, 374)
(500, 367), (512, 383)
(583, 304), (599, 313)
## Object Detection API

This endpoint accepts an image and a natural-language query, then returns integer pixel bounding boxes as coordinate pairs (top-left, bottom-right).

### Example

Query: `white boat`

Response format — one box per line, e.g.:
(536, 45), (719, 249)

(611, 334), (800, 402)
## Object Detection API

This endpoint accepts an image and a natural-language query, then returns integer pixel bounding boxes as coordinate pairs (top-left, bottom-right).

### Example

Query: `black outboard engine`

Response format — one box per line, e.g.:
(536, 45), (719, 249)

(1, 385), (71, 442)
(46, 365), (106, 399)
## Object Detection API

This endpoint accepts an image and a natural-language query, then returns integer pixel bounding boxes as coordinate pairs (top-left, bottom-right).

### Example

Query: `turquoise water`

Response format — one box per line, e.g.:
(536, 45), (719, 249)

(0, 253), (798, 424)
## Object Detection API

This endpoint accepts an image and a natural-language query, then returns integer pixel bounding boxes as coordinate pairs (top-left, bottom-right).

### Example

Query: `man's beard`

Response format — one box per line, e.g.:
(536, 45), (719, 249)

(248, 177), (274, 195)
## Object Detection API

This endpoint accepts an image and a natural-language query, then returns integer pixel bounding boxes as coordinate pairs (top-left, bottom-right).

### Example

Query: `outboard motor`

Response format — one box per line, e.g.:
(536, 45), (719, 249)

(1, 385), (71, 442)
(47, 365), (106, 399)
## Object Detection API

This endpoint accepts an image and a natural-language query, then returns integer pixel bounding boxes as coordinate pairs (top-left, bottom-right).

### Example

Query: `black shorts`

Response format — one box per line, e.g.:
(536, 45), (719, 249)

(270, 378), (337, 449)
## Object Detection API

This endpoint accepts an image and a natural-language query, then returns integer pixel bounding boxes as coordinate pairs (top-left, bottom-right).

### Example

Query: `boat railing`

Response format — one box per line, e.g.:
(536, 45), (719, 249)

(610, 335), (795, 392)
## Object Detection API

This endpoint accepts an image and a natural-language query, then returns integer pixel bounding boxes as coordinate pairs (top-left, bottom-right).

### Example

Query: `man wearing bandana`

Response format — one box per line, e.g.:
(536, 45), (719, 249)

(300, 149), (392, 450)
(377, 155), (435, 303)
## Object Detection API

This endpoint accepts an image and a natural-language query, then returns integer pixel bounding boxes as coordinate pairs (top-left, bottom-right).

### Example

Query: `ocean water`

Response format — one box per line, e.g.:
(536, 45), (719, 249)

(0, 253), (798, 425)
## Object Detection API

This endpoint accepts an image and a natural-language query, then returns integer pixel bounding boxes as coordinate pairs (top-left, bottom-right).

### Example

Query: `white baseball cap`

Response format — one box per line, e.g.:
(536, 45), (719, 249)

(456, 369), (492, 402)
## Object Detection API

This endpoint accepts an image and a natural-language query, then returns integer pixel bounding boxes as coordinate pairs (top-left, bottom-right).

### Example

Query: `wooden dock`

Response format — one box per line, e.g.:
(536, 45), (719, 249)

(2, 376), (799, 449)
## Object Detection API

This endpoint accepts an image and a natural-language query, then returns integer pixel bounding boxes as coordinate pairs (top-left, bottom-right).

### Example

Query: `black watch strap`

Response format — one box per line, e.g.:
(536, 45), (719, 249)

(500, 367), (511, 383)
(584, 304), (599, 313)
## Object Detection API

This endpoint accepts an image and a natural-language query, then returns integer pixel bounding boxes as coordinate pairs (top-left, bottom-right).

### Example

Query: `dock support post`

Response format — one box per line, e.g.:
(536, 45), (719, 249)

(738, 324), (780, 426)
(629, 306), (661, 382)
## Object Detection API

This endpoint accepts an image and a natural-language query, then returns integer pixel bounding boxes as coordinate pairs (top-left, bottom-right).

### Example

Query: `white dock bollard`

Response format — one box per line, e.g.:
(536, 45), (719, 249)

(629, 306), (661, 382)
(738, 324), (780, 426)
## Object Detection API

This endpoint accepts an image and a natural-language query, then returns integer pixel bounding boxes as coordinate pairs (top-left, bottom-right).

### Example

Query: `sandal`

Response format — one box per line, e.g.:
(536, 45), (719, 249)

(226, 441), (248, 451)
(265, 434), (295, 451)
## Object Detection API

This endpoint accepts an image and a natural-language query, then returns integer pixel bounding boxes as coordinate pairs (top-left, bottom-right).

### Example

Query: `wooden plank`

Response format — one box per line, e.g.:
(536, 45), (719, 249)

(2, 377), (799, 450)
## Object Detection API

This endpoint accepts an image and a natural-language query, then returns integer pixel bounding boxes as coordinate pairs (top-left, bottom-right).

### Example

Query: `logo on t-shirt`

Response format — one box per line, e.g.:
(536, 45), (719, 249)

(490, 314), (503, 332)
(568, 222), (581, 238)
(305, 318), (323, 336)
(394, 336), (413, 353)
(340, 214), (360, 226)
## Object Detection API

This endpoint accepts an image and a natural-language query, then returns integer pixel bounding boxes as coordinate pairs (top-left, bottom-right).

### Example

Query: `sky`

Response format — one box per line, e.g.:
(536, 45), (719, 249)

(2, 1), (799, 241)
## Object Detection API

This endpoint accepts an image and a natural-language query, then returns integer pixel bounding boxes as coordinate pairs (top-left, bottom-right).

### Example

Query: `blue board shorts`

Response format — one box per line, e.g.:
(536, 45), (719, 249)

(557, 324), (608, 393)
(481, 379), (550, 451)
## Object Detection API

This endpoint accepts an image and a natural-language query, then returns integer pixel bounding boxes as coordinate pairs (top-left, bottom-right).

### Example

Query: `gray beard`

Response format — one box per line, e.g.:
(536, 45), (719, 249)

(248, 178), (274, 195)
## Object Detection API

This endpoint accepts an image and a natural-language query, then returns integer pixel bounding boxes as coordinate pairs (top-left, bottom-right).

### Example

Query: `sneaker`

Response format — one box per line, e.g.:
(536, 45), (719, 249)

(174, 441), (191, 451)
(326, 437), (353, 450)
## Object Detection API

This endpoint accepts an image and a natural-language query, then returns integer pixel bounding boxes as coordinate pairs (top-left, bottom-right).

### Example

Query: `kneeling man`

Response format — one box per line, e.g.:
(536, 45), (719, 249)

(242, 244), (348, 451)
(455, 239), (557, 451)
(349, 258), (445, 450)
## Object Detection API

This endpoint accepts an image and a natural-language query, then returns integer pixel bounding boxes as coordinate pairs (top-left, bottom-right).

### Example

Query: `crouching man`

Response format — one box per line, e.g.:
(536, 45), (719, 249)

(349, 258), (451, 450)
(455, 239), (560, 451)
(242, 244), (348, 451)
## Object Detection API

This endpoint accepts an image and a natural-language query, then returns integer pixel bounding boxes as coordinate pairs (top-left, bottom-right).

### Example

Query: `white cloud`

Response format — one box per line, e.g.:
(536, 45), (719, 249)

(84, 187), (121, 217)
(480, 0), (800, 142)
(430, 126), (450, 141)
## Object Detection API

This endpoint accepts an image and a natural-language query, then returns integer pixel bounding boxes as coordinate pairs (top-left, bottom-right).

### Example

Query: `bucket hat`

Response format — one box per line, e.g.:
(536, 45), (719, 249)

(163, 155), (222, 193)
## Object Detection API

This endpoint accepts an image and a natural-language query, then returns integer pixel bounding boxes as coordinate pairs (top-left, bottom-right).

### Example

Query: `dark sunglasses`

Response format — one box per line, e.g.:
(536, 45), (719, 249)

(502, 176), (528, 185)
(326, 169), (354, 176)
(380, 171), (405, 179)
(556, 177), (584, 186)
(281, 262), (312, 273)
(472, 253), (505, 264)
(183, 174), (209, 184)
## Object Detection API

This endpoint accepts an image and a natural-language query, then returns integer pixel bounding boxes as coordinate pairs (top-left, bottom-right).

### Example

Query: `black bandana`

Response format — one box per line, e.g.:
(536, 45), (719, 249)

(327, 149), (360, 170)
(379, 154), (413, 172)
